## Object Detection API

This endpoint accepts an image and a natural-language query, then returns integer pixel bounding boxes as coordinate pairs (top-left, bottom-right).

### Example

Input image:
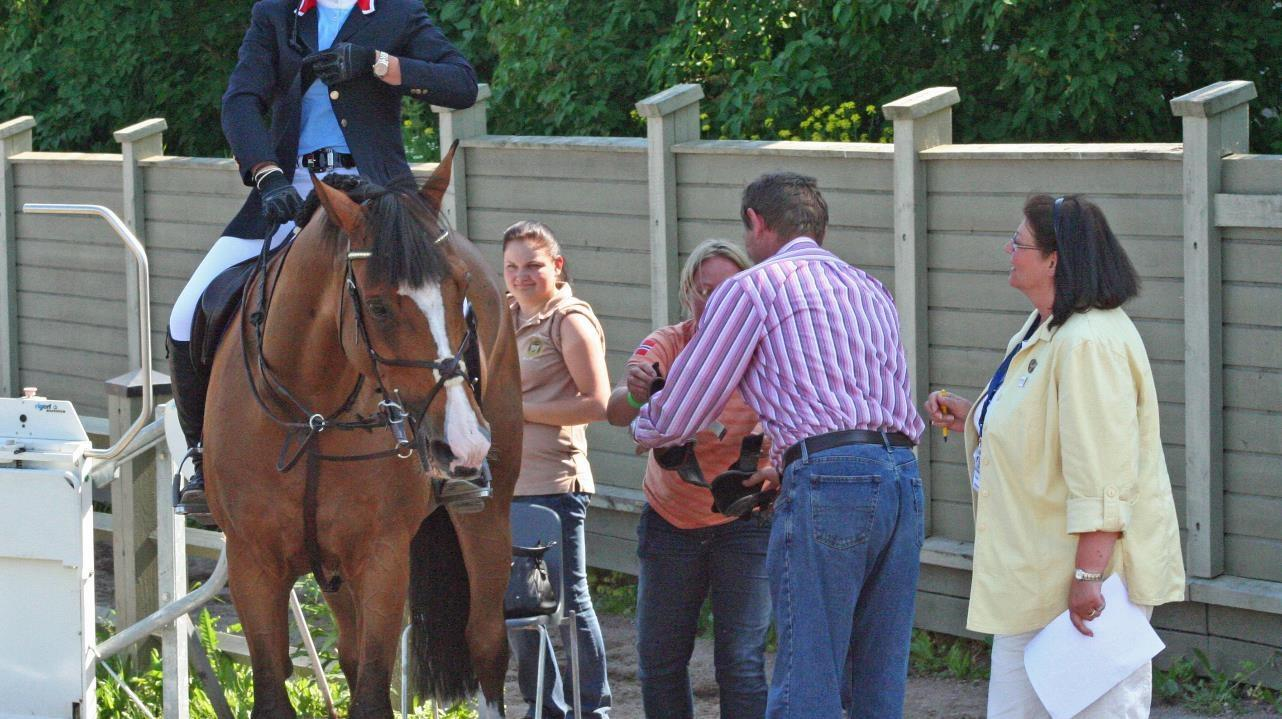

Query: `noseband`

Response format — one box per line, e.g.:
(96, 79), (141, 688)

(341, 241), (476, 469)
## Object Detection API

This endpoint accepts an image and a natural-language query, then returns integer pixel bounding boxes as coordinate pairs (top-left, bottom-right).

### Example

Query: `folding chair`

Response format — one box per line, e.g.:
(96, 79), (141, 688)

(397, 503), (581, 719)
(507, 502), (581, 719)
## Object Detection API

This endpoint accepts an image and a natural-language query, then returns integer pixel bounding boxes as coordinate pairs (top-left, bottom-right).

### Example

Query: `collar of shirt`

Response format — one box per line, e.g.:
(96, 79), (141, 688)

(298, 0), (372, 15)
(509, 283), (575, 330)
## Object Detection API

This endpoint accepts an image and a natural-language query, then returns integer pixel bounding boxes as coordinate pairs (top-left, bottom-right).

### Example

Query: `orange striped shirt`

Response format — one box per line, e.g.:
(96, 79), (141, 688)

(625, 320), (769, 529)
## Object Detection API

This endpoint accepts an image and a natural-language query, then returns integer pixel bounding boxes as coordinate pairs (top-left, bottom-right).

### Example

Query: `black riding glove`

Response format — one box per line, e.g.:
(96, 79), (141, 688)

(304, 43), (376, 87)
(257, 169), (303, 225)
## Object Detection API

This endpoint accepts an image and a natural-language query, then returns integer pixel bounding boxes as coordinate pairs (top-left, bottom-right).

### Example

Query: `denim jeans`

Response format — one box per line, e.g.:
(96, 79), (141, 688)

(510, 492), (612, 718)
(635, 505), (772, 719)
(766, 441), (924, 719)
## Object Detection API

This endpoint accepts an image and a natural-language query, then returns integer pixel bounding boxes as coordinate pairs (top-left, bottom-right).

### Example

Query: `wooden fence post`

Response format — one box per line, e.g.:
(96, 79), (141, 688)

(1170, 80), (1257, 579)
(433, 84), (491, 237)
(0, 116), (35, 397)
(883, 87), (960, 538)
(114, 119), (167, 370)
(107, 369), (171, 664)
(153, 402), (190, 718)
(637, 84), (704, 327)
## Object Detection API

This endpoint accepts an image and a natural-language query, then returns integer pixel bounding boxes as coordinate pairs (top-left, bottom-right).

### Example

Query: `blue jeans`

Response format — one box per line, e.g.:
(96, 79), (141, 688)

(766, 441), (924, 719)
(510, 493), (612, 718)
(635, 505), (772, 719)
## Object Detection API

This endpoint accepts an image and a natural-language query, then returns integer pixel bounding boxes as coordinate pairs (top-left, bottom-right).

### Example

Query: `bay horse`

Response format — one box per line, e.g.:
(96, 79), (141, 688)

(202, 146), (521, 718)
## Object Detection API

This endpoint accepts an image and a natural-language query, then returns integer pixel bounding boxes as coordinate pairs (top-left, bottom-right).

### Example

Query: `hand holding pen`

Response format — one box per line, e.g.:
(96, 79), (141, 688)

(924, 390), (971, 441)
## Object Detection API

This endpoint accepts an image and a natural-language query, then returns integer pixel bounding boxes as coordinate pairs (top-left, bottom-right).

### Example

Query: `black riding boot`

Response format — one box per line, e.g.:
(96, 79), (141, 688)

(167, 332), (211, 517)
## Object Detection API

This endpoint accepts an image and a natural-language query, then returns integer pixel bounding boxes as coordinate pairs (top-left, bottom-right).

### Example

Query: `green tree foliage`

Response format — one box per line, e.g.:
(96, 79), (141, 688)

(2, 1), (1279, 155)
(0, 0), (237, 155)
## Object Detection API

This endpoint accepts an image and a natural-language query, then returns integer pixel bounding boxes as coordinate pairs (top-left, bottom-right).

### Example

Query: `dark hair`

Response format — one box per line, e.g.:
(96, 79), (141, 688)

(502, 220), (569, 282)
(1023, 194), (1140, 328)
(740, 171), (829, 243)
(301, 173), (449, 288)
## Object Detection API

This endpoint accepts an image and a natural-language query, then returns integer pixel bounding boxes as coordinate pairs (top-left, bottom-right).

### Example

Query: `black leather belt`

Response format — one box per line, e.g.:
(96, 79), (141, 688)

(299, 148), (357, 172)
(782, 429), (915, 470)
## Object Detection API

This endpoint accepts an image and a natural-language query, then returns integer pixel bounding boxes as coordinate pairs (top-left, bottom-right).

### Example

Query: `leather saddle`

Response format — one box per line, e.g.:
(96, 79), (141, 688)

(190, 245), (283, 375)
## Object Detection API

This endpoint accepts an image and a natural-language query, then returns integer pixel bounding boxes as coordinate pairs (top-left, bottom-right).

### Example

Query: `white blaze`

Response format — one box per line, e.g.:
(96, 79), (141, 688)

(400, 283), (490, 469)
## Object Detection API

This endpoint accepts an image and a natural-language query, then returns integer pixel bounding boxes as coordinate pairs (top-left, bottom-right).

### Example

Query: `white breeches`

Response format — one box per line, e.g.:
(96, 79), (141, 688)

(169, 166), (356, 341)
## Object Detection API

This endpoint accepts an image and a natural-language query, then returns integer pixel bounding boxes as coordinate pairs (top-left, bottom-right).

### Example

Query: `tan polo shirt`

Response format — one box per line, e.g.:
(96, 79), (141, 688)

(963, 307), (1186, 635)
(511, 284), (605, 496)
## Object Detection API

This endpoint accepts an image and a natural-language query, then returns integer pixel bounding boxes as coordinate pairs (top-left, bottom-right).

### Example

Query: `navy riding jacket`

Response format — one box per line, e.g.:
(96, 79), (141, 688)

(220, 0), (478, 239)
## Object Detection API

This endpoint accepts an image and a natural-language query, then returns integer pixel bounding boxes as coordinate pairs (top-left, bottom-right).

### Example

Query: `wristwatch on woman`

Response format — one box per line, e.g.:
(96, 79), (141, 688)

(1073, 568), (1104, 582)
(372, 51), (390, 78)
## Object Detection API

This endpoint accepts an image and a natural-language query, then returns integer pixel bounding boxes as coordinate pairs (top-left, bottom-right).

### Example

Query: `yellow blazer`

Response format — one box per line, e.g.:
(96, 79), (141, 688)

(963, 307), (1185, 635)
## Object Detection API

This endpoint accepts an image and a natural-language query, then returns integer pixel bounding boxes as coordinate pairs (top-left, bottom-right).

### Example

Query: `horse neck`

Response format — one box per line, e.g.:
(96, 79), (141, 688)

(258, 230), (359, 405)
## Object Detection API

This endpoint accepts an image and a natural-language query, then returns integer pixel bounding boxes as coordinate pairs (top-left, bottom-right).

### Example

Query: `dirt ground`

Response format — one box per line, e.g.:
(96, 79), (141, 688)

(96, 544), (1272, 718)
(501, 612), (1271, 719)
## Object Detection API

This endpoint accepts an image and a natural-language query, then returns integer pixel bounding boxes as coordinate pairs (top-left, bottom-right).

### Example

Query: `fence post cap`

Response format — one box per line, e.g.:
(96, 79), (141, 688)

(1171, 81), (1257, 118)
(106, 368), (171, 398)
(113, 118), (168, 144)
(636, 84), (705, 118)
(883, 87), (960, 121)
(0, 116), (36, 140)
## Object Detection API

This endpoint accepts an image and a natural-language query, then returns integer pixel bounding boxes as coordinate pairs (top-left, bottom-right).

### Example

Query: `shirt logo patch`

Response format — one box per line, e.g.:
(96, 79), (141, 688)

(1027, 358), (1038, 373)
(635, 339), (656, 357)
(524, 338), (545, 359)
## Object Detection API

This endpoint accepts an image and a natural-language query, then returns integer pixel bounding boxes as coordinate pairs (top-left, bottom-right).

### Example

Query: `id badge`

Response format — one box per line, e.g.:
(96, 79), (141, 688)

(971, 443), (983, 492)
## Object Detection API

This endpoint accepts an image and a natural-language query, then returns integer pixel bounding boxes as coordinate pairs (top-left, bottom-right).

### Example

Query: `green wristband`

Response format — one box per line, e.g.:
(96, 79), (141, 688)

(627, 392), (645, 410)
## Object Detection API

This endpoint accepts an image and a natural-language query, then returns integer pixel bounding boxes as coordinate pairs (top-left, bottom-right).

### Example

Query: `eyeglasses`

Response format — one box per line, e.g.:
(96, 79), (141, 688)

(1007, 232), (1040, 252)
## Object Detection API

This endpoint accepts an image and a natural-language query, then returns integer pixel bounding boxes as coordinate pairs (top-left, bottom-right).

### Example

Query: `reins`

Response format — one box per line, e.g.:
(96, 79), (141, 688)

(237, 192), (477, 592)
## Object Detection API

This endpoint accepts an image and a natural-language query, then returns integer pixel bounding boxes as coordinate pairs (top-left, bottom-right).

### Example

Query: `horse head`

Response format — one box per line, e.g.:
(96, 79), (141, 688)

(309, 143), (491, 478)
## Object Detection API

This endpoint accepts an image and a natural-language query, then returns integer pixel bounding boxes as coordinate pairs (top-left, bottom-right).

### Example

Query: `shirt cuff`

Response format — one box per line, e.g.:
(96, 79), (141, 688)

(1066, 488), (1132, 533)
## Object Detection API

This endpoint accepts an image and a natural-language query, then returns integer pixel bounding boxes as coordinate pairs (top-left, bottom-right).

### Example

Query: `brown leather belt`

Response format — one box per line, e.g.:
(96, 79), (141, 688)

(782, 428), (915, 471)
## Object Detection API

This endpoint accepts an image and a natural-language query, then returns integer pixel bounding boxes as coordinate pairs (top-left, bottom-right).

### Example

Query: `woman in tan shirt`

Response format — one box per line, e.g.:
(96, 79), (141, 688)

(504, 220), (612, 718)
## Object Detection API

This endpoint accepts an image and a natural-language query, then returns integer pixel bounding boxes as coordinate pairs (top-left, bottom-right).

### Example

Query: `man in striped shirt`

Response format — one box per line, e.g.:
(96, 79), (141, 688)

(632, 172), (926, 718)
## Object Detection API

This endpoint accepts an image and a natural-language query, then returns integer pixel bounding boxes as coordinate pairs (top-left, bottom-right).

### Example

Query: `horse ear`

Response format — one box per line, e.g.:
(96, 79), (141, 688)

(419, 140), (459, 211)
(310, 172), (365, 240)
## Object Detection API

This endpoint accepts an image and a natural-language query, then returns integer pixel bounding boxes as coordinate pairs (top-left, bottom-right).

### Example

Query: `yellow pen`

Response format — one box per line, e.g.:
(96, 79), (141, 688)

(938, 389), (951, 442)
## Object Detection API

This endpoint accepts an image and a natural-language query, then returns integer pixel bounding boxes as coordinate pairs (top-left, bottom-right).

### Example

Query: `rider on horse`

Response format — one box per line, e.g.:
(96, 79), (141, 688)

(167, 0), (481, 517)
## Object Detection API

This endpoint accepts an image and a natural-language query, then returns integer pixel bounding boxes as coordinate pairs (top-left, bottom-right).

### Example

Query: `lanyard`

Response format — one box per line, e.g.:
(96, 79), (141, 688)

(976, 316), (1041, 438)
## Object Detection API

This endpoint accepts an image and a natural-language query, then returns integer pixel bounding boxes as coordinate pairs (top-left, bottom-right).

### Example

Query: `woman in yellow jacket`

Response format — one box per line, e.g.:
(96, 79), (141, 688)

(923, 195), (1185, 718)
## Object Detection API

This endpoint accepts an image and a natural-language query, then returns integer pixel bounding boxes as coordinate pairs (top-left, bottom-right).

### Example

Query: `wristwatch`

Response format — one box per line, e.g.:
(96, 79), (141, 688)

(1073, 568), (1105, 582)
(372, 51), (390, 78)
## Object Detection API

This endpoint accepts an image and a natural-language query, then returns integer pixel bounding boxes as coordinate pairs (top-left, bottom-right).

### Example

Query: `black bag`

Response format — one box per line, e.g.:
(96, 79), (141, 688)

(504, 543), (559, 619)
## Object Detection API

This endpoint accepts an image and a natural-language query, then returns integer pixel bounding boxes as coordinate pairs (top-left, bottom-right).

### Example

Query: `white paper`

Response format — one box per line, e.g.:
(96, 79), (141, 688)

(1023, 575), (1164, 719)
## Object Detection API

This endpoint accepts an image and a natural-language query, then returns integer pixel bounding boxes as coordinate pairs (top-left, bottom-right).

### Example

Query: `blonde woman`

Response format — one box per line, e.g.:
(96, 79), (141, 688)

(503, 221), (612, 718)
(608, 239), (773, 719)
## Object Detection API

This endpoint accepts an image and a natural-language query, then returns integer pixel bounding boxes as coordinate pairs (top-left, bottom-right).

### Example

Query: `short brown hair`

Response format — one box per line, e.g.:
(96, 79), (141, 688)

(740, 172), (829, 243)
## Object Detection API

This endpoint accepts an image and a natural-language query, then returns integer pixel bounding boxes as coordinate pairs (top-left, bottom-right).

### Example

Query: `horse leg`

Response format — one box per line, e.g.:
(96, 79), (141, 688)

(322, 581), (361, 692)
(346, 550), (412, 719)
(451, 510), (512, 717)
(227, 546), (298, 719)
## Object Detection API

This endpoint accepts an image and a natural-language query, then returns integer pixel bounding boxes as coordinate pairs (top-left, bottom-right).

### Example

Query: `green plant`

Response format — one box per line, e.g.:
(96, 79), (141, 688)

(587, 567), (639, 617)
(908, 629), (990, 681)
(402, 99), (442, 164)
(1155, 649), (1282, 716)
(778, 102), (892, 143)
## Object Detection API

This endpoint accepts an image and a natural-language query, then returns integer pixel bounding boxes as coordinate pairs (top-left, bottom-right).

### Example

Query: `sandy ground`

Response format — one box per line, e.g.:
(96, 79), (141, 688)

(502, 612), (1270, 719)
(96, 544), (1273, 718)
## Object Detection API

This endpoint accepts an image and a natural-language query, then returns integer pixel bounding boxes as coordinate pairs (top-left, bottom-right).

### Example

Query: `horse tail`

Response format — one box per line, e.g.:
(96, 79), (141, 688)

(409, 507), (478, 704)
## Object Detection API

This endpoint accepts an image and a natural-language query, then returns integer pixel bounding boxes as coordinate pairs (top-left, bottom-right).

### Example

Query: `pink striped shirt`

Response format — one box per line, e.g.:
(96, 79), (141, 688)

(633, 237), (924, 467)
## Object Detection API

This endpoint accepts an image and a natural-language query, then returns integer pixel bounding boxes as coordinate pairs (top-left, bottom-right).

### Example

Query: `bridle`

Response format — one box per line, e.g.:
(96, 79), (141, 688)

(240, 205), (477, 476)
